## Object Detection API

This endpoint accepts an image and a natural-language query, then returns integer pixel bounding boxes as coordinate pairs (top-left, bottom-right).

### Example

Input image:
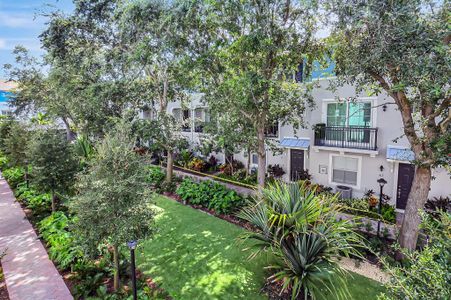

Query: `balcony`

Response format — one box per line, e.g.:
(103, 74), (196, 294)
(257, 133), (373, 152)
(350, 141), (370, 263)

(314, 125), (378, 151)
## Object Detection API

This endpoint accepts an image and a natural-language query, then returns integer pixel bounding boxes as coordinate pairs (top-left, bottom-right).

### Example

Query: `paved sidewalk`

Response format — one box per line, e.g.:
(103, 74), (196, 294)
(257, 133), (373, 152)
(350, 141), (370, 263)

(0, 177), (73, 300)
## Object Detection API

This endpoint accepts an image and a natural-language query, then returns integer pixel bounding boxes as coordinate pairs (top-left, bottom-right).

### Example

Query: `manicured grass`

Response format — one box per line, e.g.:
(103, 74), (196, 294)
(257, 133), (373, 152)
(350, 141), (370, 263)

(137, 195), (385, 300)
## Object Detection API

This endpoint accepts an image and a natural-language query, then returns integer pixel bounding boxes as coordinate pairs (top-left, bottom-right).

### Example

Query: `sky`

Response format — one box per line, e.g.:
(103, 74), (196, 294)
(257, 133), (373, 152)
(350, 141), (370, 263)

(0, 0), (74, 78)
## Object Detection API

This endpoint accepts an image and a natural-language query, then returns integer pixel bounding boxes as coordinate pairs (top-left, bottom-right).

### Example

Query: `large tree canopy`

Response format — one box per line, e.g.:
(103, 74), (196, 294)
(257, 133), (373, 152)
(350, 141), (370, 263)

(182, 0), (323, 188)
(327, 0), (450, 250)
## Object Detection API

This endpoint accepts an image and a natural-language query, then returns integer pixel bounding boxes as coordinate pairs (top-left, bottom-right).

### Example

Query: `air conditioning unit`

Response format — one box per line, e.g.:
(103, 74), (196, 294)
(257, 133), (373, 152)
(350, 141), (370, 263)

(336, 185), (353, 199)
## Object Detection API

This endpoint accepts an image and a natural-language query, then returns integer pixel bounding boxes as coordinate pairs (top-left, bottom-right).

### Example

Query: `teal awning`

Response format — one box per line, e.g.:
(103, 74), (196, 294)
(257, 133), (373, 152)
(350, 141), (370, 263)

(280, 138), (310, 149)
(386, 146), (415, 162)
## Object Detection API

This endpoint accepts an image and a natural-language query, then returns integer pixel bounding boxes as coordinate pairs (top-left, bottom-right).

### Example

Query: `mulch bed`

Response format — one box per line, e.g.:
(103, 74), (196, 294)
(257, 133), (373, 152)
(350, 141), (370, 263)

(0, 261), (9, 300)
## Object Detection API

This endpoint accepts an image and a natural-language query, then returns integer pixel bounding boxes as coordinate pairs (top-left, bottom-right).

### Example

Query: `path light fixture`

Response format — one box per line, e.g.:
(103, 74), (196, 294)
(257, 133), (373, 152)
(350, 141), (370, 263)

(24, 159), (29, 188)
(127, 240), (138, 300)
(376, 177), (387, 237)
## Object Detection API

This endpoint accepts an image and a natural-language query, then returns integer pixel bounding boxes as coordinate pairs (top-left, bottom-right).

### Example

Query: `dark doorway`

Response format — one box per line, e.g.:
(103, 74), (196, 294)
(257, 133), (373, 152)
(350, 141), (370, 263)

(290, 149), (305, 181)
(396, 163), (415, 210)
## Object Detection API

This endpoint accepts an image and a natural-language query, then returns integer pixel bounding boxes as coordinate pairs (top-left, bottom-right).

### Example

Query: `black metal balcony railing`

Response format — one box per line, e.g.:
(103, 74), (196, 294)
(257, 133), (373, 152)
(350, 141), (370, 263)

(314, 126), (378, 151)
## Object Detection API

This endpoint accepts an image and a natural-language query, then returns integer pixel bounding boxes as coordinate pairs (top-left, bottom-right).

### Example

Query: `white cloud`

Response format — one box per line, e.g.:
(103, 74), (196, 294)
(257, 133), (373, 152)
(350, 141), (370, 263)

(0, 38), (43, 52)
(0, 12), (39, 28)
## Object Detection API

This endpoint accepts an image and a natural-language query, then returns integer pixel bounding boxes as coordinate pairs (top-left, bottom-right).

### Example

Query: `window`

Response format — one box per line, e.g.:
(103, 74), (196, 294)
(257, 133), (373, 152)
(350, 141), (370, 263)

(264, 120), (279, 138)
(173, 108), (191, 132)
(331, 156), (359, 186)
(194, 107), (210, 133)
(326, 101), (372, 127)
(251, 153), (258, 165)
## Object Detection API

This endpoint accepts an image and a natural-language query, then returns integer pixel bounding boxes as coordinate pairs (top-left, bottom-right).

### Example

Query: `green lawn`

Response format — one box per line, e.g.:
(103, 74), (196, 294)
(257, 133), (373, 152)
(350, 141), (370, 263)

(137, 195), (385, 300)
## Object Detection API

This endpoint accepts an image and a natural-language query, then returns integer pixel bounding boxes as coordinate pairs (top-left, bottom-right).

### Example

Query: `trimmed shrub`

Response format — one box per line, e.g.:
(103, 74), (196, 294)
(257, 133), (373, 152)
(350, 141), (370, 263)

(176, 178), (245, 214)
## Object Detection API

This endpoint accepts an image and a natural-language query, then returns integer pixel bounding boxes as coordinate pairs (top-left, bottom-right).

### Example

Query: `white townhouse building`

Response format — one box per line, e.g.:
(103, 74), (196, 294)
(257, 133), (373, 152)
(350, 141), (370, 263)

(0, 80), (17, 116)
(141, 76), (451, 212)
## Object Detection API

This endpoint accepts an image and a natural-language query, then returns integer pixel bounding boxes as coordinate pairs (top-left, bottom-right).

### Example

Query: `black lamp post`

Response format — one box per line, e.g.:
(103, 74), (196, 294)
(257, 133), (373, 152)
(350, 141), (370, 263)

(376, 177), (387, 237)
(127, 240), (138, 300)
(24, 159), (29, 188)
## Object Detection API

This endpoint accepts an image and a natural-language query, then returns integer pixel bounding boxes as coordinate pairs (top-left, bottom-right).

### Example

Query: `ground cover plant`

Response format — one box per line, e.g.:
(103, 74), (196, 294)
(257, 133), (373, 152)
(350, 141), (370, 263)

(176, 178), (245, 214)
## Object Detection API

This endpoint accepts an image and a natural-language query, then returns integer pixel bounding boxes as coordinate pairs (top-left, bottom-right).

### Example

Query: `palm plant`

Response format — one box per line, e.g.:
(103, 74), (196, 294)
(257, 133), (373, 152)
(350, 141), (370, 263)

(239, 182), (362, 300)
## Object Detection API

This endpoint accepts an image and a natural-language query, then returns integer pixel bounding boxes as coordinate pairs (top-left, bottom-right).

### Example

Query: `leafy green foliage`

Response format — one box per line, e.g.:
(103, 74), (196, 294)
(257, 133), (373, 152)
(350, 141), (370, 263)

(0, 153), (8, 169)
(239, 182), (363, 299)
(378, 212), (451, 300)
(1, 121), (30, 167)
(27, 129), (79, 198)
(70, 121), (155, 287)
(176, 178), (244, 214)
(38, 212), (83, 269)
(337, 197), (396, 223)
(2, 166), (25, 188)
(185, 0), (321, 187)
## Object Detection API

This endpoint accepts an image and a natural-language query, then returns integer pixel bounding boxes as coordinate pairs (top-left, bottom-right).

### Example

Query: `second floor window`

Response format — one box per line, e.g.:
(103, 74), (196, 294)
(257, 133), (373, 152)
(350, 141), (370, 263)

(326, 102), (371, 127)
(173, 108), (191, 132)
(265, 120), (279, 138)
(194, 108), (210, 133)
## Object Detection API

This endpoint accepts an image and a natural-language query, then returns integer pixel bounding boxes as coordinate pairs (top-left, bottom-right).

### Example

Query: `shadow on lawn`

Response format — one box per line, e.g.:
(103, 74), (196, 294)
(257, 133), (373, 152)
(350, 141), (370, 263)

(136, 199), (268, 300)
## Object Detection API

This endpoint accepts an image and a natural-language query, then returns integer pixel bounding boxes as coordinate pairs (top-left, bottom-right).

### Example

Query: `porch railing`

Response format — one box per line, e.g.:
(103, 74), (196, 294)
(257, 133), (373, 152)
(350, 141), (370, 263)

(314, 126), (378, 151)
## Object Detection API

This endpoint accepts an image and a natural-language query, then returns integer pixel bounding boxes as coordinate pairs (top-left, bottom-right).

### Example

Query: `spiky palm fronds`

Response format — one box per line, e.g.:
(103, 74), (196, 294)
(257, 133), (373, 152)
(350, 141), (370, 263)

(239, 182), (363, 299)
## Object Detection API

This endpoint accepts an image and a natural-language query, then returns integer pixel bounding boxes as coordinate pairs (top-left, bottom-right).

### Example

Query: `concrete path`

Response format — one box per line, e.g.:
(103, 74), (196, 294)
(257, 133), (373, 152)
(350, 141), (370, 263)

(0, 177), (73, 300)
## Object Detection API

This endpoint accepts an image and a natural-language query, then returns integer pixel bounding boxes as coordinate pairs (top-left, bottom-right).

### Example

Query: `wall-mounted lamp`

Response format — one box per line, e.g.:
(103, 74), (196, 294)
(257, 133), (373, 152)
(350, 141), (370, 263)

(379, 165), (384, 172)
(382, 104), (387, 112)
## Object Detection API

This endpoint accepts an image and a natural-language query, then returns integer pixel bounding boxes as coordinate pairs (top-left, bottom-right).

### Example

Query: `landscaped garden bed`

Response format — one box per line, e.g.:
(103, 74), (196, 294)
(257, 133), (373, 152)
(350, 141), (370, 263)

(0, 260), (9, 300)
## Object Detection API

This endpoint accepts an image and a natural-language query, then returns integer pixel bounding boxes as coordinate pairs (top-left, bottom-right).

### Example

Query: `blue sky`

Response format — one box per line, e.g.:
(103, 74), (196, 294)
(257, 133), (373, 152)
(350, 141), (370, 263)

(0, 0), (74, 77)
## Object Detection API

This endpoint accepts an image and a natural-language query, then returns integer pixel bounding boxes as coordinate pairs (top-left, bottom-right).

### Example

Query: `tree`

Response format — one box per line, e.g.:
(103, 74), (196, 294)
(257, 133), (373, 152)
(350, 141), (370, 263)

(379, 211), (450, 300)
(70, 121), (155, 291)
(3, 1), (147, 139)
(27, 128), (79, 212)
(185, 0), (320, 189)
(327, 0), (450, 250)
(119, 0), (193, 182)
(2, 120), (30, 167)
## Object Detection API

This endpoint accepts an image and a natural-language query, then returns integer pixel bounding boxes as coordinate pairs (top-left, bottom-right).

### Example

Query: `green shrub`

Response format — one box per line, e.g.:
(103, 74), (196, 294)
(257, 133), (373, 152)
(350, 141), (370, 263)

(337, 197), (396, 223)
(379, 212), (451, 300)
(38, 212), (83, 269)
(2, 166), (25, 188)
(176, 178), (244, 214)
(146, 166), (165, 186)
(0, 154), (8, 169)
(187, 157), (207, 172)
(27, 193), (52, 215)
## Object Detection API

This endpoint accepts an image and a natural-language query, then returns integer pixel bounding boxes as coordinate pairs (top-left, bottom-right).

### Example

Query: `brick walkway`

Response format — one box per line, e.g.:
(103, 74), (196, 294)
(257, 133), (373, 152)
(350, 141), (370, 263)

(0, 177), (73, 300)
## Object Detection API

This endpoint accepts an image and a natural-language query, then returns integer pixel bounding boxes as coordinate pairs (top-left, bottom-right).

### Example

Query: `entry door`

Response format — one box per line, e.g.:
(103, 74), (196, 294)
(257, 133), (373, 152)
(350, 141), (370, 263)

(396, 163), (415, 209)
(290, 149), (305, 181)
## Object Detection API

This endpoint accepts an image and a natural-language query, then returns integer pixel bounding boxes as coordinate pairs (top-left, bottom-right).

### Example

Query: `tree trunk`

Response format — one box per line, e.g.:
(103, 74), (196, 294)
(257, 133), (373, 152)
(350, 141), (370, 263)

(399, 166), (432, 250)
(246, 147), (251, 176)
(113, 244), (120, 291)
(61, 117), (76, 141)
(51, 190), (56, 212)
(166, 149), (174, 182)
(256, 125), (266, 190)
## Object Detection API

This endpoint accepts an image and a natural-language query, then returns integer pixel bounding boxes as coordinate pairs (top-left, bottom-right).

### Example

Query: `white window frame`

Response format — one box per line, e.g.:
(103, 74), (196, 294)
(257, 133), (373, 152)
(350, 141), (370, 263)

(321, 97), (377, 128)
(328, 153), (362, 189)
